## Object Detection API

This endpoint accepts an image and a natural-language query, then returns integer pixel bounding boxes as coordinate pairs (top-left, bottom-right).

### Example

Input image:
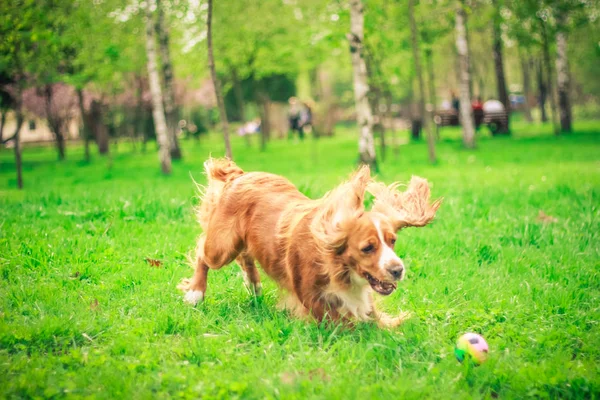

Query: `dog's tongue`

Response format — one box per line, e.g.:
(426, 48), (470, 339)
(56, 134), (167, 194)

(373, 281), (396, 296)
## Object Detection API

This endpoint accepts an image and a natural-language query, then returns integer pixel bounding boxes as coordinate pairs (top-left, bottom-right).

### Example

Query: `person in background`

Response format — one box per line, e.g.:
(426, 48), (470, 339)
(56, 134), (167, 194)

(287, 97), (303, 141)
(451, 91), (460, 114)
(472, 96), (484, 129)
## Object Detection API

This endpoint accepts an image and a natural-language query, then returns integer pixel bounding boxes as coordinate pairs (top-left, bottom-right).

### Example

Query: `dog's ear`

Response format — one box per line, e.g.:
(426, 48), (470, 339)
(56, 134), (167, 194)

(310, 165), (371, 252)
(368, 176), (442, 231)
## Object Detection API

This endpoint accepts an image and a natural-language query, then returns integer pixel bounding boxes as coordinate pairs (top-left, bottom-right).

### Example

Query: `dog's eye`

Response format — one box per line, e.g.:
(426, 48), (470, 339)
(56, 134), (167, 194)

(361, 244), (375, 253)
(391, 238), (396, 245)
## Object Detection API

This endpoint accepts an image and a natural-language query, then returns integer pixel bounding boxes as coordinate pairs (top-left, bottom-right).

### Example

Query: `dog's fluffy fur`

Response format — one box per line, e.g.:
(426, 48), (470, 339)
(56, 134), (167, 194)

(178, 158), (441, 327)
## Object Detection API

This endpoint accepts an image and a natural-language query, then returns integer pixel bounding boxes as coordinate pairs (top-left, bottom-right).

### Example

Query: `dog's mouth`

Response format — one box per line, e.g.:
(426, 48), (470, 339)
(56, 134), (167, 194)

(364, 272), (397, 296)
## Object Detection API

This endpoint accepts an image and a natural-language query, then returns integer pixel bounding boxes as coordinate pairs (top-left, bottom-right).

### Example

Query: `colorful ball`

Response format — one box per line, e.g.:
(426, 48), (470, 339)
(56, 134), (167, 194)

(455, 333), (489, 365)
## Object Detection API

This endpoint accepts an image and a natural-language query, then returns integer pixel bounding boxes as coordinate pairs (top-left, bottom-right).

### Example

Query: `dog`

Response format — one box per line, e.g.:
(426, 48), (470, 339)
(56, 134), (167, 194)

(178, 158), (441, 327)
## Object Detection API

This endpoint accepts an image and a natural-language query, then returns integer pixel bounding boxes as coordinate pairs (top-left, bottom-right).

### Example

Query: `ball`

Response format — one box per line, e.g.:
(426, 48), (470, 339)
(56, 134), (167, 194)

(455, 332), (489, 365)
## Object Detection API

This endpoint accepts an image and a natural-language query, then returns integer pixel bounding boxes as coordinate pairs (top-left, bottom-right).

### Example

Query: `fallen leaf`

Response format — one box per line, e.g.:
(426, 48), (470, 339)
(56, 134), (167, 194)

(90, 299), (99, 310)
(70, 271), (80, 279)
(145, 258), (163, 268)
(307, 368), (330, 382)
(537, 211), (558, 224)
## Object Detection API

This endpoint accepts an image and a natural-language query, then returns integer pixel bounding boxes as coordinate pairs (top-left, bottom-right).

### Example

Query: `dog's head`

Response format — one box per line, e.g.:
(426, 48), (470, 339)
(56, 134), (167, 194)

(341, 211), (404, 295)
(311, 170), (442, 296)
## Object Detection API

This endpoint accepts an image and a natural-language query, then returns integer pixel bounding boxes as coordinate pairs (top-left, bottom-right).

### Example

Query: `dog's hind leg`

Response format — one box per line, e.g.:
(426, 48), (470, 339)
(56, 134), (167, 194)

(179, 218), (243, 305)
(237, 253), (262, 297)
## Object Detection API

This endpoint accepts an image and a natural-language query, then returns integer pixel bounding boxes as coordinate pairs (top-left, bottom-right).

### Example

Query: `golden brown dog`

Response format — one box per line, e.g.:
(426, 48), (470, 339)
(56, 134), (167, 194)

(178, 158), (441, 327)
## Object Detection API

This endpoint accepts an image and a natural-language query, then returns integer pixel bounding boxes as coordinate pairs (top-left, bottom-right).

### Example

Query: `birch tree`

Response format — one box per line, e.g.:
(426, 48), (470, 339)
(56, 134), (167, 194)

(144, 0), (172, 174)
(455, 2), (475, 149)
(207, 0), (233, 160)
(348, 0), (377, 169)
(156, 0), (182, 159)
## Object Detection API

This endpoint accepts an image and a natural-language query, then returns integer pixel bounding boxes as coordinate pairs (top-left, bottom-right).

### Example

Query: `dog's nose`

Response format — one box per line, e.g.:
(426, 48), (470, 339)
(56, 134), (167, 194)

(388, 265), (404, 281)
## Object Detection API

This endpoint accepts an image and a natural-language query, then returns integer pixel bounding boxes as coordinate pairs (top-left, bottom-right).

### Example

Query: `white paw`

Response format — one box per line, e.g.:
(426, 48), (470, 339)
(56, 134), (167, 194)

(184, 290), (204, 305)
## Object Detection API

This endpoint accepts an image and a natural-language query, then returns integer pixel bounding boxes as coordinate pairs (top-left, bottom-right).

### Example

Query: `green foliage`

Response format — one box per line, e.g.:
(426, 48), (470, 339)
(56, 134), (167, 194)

(1, 121), (600, 398)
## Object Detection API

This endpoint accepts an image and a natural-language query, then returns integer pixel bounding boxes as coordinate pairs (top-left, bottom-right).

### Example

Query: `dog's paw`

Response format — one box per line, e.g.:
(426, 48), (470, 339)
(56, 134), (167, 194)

(377, 311), (412, 329)
(183, 290), (204, 306)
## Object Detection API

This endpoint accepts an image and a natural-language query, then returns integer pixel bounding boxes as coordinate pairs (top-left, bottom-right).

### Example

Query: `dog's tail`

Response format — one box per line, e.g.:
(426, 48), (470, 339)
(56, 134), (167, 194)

(195, 157), (244, 230)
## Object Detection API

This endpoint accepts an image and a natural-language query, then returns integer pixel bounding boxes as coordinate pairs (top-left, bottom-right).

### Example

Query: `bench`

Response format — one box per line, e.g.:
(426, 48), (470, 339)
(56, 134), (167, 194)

(434, 109), (509, 136)
(483, 111), (509, 135)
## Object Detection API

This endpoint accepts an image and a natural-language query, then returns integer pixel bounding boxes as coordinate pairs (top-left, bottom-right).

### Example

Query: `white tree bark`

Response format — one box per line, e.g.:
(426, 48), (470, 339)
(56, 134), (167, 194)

(348, 0), (376, 168)
(156, 0), (182, 159)
(145, 0), (172, 174)
(455, 4), (475, 149)
(409, 0), (436, 163)
(555, 28), (572, 133)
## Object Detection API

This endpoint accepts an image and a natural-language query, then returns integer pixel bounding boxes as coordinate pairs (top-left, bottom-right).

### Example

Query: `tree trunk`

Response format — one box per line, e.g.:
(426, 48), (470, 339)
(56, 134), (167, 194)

(317, 66), (335, 137)
(257, 92), (271, 152)
(90, 100), (110, 154)
(135, 75), (147, 152)
(0, 111), (6, 143)
(425, 48), (438, 139)
(492, 3), (509, 110)
(348, 0), (377, 170)
(536, 59), (548, 123)
(207, 0), (233, 160)
(455, 3), (475, 149)
(519, 49), (533, 123)
(231, 67), (251, 147)
(492, 2), (510, 133)
(409, 0), (436, 163)
(156, 0), (182, 159)
(555, 22), (572, 133)
(540, 19), (560, 135)
(385, 94), (399, 160)
(44, 84), (66, 160)
(14, 114), (23, 189)
(145, 0), (172, 174)
(76, 88), (91, 162)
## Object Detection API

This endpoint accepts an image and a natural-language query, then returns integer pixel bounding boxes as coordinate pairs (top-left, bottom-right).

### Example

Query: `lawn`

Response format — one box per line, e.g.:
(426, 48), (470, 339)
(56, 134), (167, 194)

(1, 121), (599, 399)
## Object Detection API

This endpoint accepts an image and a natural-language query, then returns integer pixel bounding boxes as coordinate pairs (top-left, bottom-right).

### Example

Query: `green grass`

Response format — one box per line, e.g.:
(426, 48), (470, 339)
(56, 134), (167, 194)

(1, 120), (599, 399)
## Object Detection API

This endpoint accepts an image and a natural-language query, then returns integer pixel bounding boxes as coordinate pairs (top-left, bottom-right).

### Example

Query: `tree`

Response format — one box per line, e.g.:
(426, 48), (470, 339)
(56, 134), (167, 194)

(207, 0), (233, 160)
(540, 18), (560, 134)
(555, 11), (572, 133)
(409, 0), (436, 163)
(0, 0), (35, 189)
(519, 50), (534, 123)
(76, 88), (92, 162)
(348, 0), (377, 169)
(536, 59), (549, 123)
(455, 2), (475, 149)
(156, 0), (182, 159)
(144, 0), (172, 174)
(491, 0), (510, 133)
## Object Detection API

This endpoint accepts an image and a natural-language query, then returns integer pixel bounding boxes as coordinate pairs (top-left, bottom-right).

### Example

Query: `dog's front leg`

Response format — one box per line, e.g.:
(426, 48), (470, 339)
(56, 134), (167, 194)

(178, 235), (209, 306)
(372, 307), (412, 329)
(178, 259), (209, 306)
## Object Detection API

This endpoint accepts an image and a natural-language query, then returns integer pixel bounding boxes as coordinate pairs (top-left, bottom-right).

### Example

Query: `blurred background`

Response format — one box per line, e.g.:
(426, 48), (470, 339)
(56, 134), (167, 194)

(0, 0), (599, 180)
